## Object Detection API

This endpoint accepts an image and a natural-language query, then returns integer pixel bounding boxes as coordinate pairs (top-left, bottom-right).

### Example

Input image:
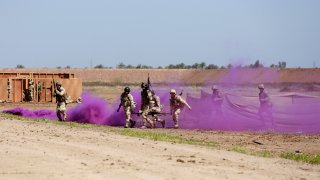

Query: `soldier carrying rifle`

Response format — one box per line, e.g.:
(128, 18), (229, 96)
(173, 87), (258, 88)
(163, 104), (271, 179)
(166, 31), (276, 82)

(117, 87), (136, 128)
(146, 90), (165, 128)
(170, 89), (191, 129)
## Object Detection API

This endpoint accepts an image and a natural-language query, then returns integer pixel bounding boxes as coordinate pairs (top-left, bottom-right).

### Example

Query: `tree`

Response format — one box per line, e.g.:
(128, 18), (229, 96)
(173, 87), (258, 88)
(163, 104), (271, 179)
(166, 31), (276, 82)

(16, 64), (25, 68)
(205, 64), (219, 69)
(199, 62), (206, 69)
(94, 64), (104, 69)
(125, 64), (134, 69)
(65, 65), (71, 69)
(117, 62), (126, 69)
(191, 63), (200, 69)
(278, 61), (287, 69)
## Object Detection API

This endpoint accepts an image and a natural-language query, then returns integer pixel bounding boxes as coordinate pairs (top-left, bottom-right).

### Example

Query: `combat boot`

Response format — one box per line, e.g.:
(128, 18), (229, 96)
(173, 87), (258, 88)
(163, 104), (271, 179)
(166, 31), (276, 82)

(150, 122), (155, 129)
(129, 119), (136, 128)
(63, 113), (67, 121)
(124, 121), (129, 128)
(160, 120), (165, 128)
(174, 124), (179, 129)
(141, 125), (147, 129)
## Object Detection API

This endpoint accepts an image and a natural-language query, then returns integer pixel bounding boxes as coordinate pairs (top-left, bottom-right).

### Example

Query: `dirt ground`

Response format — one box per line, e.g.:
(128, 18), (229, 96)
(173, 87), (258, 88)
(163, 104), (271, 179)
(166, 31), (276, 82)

(1, 119), (320, 180)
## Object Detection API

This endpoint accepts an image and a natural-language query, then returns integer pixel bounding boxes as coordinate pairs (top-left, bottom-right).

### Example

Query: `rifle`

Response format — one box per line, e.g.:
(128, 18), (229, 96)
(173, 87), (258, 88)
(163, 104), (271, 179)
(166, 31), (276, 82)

(132, 111), (171, 117)
(179, 90), (183, 96)
(147, 73), (152, 90)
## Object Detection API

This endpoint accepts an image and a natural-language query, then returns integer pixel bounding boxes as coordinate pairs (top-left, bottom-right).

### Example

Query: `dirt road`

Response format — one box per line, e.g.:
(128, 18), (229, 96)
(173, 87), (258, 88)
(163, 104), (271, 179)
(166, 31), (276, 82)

(0, 118), (319, 180)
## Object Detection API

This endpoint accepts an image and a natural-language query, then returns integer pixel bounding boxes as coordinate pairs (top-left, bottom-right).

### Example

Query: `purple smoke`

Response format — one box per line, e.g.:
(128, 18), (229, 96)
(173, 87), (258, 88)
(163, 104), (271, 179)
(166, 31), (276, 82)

(3, 68), (320, 134)
(3, 107), (58, 120)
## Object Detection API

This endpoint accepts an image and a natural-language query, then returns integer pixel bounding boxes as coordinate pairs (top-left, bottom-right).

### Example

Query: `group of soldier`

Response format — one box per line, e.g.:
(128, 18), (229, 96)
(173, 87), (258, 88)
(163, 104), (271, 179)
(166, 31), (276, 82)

(117, 82), (192, 129)
(51, 79), (272, 127)
(24, 80), (44, 102)
(117, 82), (272, 129)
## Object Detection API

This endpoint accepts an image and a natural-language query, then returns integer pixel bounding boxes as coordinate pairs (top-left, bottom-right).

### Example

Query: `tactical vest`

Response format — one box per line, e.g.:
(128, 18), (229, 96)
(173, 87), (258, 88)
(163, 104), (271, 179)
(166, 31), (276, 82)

(121, 93), (131, 107)
(56, 87), (68, 103)
(141, 90), (150, 108)
(170, 95), (184, 109)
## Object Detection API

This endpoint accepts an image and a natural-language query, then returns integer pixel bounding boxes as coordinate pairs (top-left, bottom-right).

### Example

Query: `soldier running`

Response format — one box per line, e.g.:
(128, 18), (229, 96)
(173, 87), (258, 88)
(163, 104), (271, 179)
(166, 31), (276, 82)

(54, 81), (68, 121)
(140, 83), (154, 128)
(146, 90), (165, 128)
(117, 87), (136, 128)
(170, 89), (191, 129)
(211, 85), (223, 114)
(258, 84), (274, 126)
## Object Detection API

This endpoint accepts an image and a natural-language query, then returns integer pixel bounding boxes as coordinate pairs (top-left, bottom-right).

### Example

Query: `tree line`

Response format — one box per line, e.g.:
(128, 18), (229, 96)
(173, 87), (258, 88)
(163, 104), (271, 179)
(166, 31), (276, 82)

(94, 60), (287, 69)
(15, 60), (288, 69)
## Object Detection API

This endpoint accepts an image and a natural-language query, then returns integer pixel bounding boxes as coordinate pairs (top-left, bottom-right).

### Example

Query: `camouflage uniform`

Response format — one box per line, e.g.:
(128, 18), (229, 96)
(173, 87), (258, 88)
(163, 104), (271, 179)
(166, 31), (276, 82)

(211, 86), (223, 114)
(28, 81), (35, 101)
(170, 89), (191, 129)
(140, 85), (153, 128)
(258, 84), (274, 126)
(147, 91), (165, 128)
(37, 81), (43, 102)
(120, 92), (136, 128)
(55, 85), (67, 121)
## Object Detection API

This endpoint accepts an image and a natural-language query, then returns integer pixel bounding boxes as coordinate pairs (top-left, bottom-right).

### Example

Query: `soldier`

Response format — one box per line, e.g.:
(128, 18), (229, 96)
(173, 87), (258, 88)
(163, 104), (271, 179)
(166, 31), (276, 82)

(7, 79), (11, 100)
(37, 81), (43, 102)
(170, 89), (191, 129)
(211, 85), (223, 114)
(147, 90), (165, 128)
(54, 81), (68, 121)
(258, 84), (274, 126)
(140, 83), (153, 129)
(28, 80), (35, 101)
(117, 87), (136, 128)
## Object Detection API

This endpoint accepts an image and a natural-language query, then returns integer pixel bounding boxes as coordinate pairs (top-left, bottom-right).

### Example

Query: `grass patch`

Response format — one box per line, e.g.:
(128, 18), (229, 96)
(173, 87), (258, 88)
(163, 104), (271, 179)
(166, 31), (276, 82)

(281, 152), (320, 164)
(110, 128), (216, 147)
(230, 146), (272, 158)
(0, 113), (100, 129)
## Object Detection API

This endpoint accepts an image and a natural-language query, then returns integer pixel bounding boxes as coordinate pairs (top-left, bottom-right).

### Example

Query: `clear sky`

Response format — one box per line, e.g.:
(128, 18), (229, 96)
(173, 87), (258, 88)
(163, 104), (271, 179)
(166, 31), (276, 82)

(1, 0), (319, 68)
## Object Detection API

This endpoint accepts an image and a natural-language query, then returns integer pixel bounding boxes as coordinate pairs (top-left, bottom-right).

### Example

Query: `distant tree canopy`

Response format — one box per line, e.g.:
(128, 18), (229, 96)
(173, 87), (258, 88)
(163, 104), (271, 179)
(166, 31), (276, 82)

(270, 61), (287, 69)
(92, 60), (287, 69)
(94, 64), (104, 69)
(16, 64), (25, 68)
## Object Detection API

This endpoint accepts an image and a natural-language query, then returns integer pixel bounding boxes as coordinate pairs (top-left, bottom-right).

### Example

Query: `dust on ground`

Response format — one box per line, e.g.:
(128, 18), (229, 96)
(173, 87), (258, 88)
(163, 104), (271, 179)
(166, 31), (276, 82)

(1, 118), (320, 180)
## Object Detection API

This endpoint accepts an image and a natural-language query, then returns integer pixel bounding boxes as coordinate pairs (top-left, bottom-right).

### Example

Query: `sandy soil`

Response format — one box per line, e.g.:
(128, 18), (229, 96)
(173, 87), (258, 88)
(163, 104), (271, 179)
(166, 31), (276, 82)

(1, 118), (319, 180)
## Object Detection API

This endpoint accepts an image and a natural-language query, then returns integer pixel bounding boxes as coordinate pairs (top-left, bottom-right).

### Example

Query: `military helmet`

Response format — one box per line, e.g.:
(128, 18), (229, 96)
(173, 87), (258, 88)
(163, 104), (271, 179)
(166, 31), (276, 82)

(258, 84), (265, 89)
(170, 89), (176, 94)
(143, 83), (149, 89)
(212, 85), (218, 90)
(140, 82), (145, 88)
(55, 81), (62, 86)
(124, 86), (130, 93)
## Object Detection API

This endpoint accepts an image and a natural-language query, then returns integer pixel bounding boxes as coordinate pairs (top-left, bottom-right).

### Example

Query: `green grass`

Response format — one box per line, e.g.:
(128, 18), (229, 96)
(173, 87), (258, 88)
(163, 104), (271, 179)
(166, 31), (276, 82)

(110, 128), (216, 147)
(281, 152), (320, 164)
(230, 146), (272, 158)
